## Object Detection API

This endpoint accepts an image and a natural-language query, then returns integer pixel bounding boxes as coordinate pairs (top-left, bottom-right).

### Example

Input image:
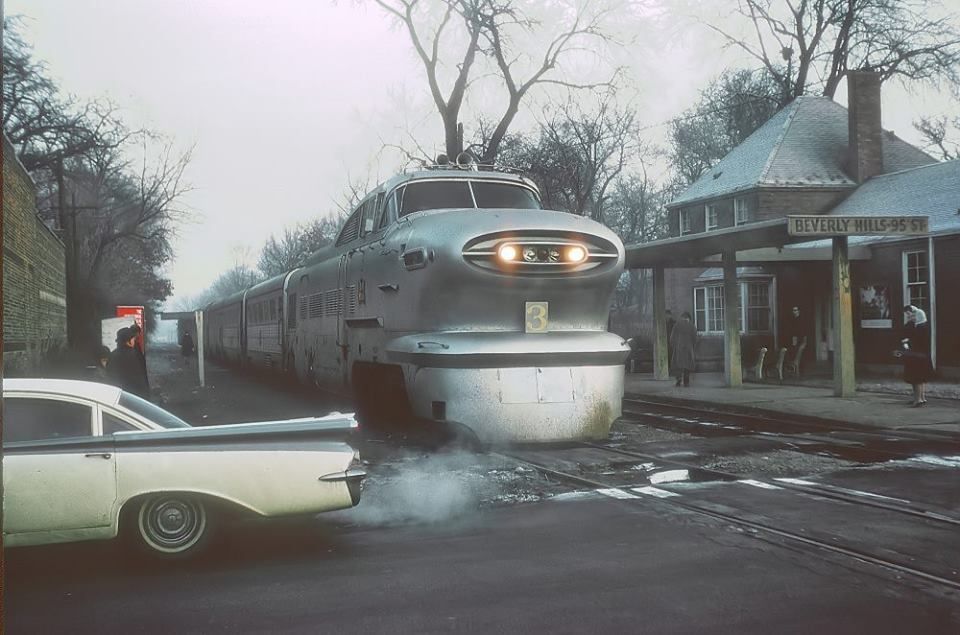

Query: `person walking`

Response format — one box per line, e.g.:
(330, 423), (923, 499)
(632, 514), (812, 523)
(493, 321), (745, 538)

(895, 305), (934, 407)
(108, 327), (151, 400)
(180, 331), (195, 367)
(671, 311), (697, 387)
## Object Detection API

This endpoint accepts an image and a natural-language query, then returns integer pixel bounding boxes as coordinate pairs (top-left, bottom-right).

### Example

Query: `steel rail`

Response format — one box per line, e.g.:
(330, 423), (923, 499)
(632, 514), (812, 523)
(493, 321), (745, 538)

(580, 437), (960, 528)
(498, 448), (960, 594)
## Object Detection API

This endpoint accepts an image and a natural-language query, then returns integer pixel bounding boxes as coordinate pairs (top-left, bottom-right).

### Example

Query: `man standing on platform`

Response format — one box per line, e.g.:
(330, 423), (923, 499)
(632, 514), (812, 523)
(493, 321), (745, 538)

(783, 306), (808, 366)
(671, 312), (697, 387)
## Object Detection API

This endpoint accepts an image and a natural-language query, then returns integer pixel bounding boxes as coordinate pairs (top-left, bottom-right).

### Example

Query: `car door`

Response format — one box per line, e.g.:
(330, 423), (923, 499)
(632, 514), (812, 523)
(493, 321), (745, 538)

(2, 395), (118, 537)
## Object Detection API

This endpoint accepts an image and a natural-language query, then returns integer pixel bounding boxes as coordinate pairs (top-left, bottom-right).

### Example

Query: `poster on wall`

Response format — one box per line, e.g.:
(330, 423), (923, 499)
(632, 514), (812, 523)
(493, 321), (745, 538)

(859, 285), (892, 328)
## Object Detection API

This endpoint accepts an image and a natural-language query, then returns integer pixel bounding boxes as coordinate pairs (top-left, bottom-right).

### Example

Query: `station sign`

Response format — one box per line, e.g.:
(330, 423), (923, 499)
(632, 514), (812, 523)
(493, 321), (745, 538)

(787, 215), (928, 237)
(116, 305), (146, 352)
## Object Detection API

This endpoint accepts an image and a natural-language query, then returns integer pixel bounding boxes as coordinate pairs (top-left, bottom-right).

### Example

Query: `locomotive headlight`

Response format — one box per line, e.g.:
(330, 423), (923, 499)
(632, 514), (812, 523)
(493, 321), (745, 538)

(548, 248), (560, 262)
(522, 246), (538, 262)
(498, 244), (519, 261)
(566, 245), (588, 263)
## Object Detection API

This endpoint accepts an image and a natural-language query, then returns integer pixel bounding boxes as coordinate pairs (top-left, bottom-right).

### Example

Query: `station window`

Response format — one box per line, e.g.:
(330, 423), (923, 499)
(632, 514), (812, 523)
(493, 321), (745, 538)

(694, 286), (724, 332)
(902, 250), (929, 313)
(705, 204), (719, 232)
(734, 197), (751, 226)
(745, 282), (770, 331)
(694, 281), (771, 334)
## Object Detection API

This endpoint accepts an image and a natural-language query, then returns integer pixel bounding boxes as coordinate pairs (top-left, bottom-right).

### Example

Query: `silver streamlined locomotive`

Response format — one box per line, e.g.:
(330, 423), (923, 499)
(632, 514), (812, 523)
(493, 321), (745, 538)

(204, 162), (629, 442)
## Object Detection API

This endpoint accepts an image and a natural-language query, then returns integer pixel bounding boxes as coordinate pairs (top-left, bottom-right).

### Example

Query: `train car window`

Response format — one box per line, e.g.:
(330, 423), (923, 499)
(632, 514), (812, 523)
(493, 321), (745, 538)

(371, 192), (385, 230)
(379, 190), (398, 229)
(359, 198), (377, 236)
(471, 182), (541, 209)
(288, 294), (297, 329)
(270, 298), (276, 321)
(399, 181), (473, 216)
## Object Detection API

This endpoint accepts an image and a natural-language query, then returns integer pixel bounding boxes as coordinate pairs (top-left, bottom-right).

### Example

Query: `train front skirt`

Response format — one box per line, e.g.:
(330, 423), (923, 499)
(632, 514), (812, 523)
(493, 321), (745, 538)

(386, 331), (630, 443)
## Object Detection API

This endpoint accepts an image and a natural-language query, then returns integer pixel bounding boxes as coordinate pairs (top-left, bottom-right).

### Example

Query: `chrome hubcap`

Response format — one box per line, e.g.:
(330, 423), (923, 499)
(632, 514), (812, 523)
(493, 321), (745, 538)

(140, 498), (205, 551)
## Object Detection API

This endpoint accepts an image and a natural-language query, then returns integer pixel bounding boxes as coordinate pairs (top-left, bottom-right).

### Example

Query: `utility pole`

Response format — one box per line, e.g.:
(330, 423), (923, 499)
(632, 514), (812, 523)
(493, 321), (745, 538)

(51, 158), (97, 349)
(54, 157), (77, 347)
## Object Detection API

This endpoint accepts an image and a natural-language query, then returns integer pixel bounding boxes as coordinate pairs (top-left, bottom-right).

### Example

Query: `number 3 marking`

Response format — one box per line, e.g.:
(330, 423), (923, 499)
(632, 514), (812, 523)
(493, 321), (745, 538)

(525, 302), (549, 333)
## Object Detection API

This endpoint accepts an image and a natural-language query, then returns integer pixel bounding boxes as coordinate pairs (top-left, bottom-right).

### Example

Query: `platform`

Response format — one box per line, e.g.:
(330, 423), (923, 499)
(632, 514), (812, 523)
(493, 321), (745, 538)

(624, 372), (960, 439)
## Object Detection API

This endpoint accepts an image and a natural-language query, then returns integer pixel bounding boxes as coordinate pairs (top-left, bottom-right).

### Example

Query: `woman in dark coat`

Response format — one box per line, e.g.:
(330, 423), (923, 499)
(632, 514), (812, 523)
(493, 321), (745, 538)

(671, 312), (697, 387)
(897, 305), (934, 407)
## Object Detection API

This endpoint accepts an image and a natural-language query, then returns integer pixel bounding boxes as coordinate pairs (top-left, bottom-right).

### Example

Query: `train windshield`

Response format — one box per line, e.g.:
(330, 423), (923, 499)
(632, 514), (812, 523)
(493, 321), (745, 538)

(399, 180), (540, 216)
(472, 182), (540, 209)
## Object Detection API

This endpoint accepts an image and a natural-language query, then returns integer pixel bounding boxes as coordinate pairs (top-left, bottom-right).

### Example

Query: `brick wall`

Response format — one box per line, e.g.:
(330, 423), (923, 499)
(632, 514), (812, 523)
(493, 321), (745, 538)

(668, 188), (851, 238)
(933, 235), (960, 368)
(847, 71), (883, 183)
(2, 135), (68, 374)
(755, 188), (851, 221)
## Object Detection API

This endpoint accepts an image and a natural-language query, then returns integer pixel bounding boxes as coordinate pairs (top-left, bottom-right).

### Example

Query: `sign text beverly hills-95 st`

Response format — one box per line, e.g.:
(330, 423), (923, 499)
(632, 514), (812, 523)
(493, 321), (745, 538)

(787, 215), (928, 236)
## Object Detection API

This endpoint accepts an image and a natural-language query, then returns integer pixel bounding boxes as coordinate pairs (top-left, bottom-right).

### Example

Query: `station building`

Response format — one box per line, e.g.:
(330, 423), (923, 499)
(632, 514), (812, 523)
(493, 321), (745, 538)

(633, 72), (960, 381)
(2, 133), (68, 374)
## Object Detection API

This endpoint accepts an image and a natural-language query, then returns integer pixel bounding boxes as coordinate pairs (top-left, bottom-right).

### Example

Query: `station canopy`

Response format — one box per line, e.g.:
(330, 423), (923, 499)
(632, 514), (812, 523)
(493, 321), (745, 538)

(624, 219), (866, 269)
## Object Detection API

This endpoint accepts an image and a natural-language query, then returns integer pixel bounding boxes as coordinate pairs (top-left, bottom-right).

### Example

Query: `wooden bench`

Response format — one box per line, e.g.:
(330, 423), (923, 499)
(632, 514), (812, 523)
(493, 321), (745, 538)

(750, 347), (767, 380)
(784, 341), (807, 379)
(764, 347), (788, 383)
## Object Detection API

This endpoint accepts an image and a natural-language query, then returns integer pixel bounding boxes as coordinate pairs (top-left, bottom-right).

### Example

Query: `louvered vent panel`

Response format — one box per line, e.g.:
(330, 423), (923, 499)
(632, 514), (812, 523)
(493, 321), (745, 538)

(346, 285), (358, 315)
(323, 289), (341, 316)
(299, 296), (308, 321)
(307, 293), (323, 319)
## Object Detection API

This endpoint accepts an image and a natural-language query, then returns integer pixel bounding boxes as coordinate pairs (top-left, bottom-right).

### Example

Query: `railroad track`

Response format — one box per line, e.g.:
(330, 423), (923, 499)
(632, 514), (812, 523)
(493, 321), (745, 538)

(581, 435), (960, 527)
(623, 397), (960, 446)
(496, 439), (960, 595)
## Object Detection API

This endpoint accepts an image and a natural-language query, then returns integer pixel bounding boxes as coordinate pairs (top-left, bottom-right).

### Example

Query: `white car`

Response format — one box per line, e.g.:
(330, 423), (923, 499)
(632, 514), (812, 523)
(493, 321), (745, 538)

(2, 378), (365, 558)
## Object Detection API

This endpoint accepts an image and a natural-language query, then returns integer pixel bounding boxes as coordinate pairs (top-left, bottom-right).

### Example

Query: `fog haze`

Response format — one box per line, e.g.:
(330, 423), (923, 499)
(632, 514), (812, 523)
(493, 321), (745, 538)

(7, 0), (953, 301)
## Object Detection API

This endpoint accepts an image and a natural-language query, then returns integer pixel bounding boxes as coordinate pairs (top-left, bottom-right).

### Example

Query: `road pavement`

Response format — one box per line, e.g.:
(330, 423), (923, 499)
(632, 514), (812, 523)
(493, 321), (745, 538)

(5, 347), (959, 633)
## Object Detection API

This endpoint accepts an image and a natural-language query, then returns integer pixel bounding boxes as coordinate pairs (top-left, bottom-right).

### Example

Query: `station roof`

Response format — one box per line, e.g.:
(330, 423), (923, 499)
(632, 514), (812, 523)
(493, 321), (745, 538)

(668, 96), (935, 208)
(625, 218), (809, 268)
(823, 160), (960, 244)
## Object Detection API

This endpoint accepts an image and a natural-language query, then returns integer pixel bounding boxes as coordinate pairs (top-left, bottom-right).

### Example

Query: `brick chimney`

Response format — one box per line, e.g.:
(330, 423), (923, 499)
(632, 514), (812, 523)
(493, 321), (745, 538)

(847, 71), (883, 183)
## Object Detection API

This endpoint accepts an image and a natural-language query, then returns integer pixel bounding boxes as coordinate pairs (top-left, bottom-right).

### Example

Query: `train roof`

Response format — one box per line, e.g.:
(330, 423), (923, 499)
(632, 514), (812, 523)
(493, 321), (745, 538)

(245, 270), (294, 297)
(204, 289), (245, 311)
(372, 166), (539, 196)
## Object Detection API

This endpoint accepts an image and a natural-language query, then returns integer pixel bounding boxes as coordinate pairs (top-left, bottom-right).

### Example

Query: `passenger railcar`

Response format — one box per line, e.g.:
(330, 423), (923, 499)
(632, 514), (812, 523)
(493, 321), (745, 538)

(204, 290), (245, 365)
(205, 162), (629, 442)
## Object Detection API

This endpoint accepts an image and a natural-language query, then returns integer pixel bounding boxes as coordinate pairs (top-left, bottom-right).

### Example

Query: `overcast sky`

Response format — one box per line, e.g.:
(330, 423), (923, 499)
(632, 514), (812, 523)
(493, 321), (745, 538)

(8, 0), (956, 303)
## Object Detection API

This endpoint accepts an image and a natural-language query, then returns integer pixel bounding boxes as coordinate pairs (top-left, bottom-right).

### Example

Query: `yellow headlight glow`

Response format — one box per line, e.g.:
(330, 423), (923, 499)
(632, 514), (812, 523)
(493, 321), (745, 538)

(566, 245), (587, 263)
(498, 244), (518, 261)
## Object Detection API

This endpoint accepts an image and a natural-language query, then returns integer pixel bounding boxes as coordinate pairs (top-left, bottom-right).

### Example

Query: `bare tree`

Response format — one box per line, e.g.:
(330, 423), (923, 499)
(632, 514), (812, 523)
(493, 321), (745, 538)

(3, 18), (129, 171)
(499, 94), (636, 221)
(706, 0), (960, 102)
(5, 18), (193, 351)
(40, 135), (194, 347)
(914, 114), (960, 160)
(669, 69), (782, 183)
(257, 216), (343, 277)
(373, 0), (621, 162)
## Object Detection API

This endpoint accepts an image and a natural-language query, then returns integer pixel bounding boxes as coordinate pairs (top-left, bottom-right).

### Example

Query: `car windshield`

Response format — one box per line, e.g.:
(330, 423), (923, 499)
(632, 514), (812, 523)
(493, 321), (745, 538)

(118, 392), (191, 429)
(399, 180), (540, 216)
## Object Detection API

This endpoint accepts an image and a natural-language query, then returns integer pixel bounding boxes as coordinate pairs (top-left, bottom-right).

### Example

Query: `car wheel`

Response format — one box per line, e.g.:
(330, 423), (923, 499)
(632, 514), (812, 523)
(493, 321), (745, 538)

(134, 495), (211, 558)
